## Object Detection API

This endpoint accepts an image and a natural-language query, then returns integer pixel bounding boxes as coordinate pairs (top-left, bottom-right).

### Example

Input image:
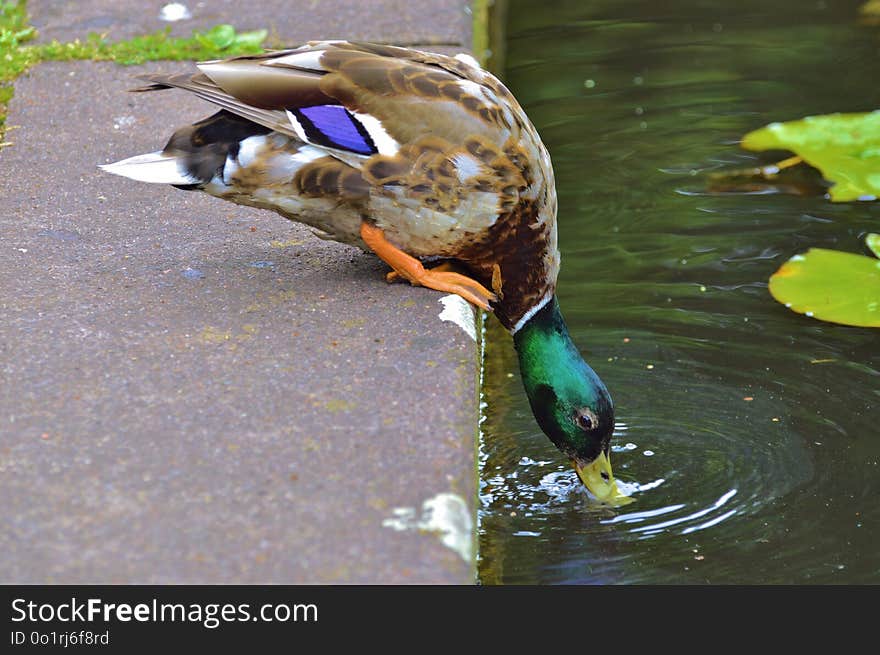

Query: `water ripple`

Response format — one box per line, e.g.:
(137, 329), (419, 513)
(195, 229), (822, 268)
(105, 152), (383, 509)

(606, 488), (738, 535)
(479, 0), (880, 585)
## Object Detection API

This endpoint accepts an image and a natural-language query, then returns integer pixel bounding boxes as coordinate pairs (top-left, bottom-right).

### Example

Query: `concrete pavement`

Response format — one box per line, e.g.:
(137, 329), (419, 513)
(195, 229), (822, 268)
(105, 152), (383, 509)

(28, 0), (471, 47)
(0, 1), (481, 583)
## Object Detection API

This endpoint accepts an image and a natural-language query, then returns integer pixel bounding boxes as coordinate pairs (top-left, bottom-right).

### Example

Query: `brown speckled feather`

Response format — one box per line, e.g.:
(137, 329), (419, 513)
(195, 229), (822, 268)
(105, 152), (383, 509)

(114, 41), (560, 331)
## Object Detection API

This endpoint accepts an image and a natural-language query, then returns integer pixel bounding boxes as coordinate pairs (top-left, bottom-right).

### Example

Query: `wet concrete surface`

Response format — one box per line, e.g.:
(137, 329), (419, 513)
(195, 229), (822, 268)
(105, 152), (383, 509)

(0, 2), (480, 584)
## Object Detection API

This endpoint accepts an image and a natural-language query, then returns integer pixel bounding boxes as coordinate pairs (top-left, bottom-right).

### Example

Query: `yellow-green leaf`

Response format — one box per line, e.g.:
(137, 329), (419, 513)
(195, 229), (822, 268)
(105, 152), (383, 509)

(769, 234), (880, 327)
(861, 0), (880, 20)
(233, 29), (267, 49)
(741, 111), (880, 202)
(867, 233), (880, 258)
(204, 24), (236, 49)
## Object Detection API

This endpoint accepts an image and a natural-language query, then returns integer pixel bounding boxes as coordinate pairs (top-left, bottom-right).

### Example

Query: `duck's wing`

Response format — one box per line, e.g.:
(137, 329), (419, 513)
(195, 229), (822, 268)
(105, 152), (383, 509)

(135, 41), (518, 162)
(132, 41), (531, 243)
(113, 42), (556, 328)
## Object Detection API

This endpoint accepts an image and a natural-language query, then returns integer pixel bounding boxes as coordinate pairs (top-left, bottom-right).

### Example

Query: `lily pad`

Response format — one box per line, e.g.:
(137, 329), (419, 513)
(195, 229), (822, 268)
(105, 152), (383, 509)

(741, 111), (880, 202)
(769, 234), (880, 327)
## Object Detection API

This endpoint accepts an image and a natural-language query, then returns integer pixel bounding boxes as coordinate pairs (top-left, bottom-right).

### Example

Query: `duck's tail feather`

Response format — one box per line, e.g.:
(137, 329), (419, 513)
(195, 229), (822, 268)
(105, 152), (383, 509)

(99, 151), (198, 185)
(99, 110), (273, 188)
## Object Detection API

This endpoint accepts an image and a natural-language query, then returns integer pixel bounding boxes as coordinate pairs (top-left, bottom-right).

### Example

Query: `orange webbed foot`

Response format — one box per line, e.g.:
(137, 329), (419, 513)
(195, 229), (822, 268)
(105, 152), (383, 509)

(386, 261), (459, 283)
(360, 221), (497, 311)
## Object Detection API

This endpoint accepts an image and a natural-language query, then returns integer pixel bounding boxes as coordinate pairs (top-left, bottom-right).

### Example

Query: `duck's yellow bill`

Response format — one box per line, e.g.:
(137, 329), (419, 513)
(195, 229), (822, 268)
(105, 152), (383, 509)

(574, 452), (634, 506)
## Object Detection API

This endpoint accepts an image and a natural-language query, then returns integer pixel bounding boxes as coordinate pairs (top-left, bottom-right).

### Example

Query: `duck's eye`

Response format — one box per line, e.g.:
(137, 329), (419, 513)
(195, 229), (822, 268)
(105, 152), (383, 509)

(600, 471), (610, 481)
(574, 409), (598, 432)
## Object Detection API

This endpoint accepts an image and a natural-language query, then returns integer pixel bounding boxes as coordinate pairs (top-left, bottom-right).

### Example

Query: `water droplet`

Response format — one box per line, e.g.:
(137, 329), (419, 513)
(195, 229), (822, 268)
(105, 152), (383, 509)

(643, 450), (655, 457)
(584, 79), (596, 88)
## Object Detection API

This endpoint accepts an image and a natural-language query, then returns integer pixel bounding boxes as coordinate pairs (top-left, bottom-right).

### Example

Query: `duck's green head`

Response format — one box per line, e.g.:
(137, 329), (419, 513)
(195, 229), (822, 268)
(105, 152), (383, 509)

(513, 295), (630, 505)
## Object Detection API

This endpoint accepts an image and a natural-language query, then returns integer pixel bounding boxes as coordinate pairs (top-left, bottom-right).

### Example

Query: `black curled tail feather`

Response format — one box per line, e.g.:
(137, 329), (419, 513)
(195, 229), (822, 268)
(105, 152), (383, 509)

(163, 110), (272, 188)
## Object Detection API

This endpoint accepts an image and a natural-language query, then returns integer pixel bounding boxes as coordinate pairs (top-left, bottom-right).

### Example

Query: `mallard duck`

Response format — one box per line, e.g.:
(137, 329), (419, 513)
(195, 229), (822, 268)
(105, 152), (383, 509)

(101, 41), (628, 503)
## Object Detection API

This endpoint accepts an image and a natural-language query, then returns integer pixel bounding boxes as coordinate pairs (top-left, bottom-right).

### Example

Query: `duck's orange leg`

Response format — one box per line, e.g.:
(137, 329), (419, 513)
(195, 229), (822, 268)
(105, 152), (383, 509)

(360, 220), (496, 310)
(385, 261), (457, 283)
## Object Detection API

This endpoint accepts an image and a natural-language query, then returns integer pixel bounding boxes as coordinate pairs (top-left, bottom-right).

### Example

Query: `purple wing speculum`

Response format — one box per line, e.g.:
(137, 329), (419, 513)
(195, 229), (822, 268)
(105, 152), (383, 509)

(291, 105), (378, 156)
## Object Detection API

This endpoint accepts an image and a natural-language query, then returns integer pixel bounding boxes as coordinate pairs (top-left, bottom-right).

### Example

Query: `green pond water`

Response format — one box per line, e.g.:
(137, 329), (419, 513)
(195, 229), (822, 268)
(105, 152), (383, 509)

(477, 0), (880, 584)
